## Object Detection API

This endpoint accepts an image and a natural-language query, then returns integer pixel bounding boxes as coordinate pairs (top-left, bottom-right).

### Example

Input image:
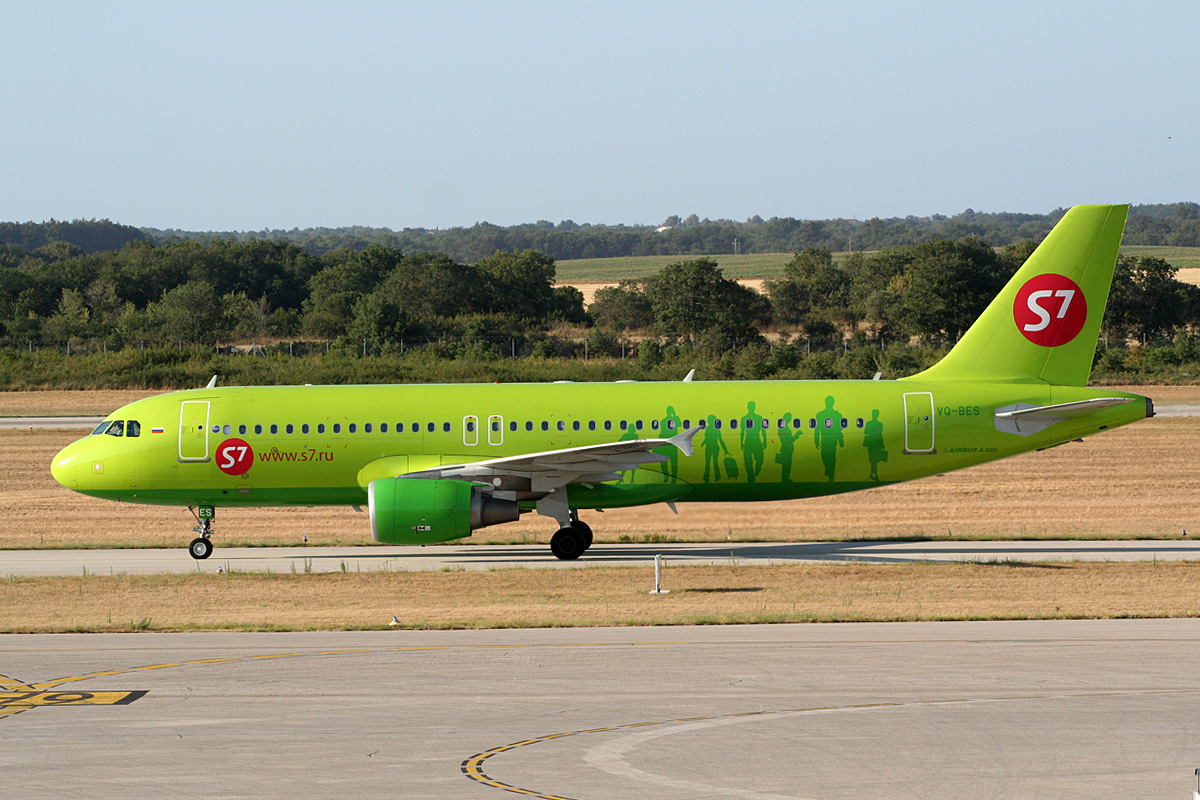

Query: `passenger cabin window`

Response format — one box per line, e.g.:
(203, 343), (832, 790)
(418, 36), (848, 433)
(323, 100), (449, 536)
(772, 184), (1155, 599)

(365, 423), (372, 433)
(571, 421), (580, 431)
(509, 421), (517, 432)
(604, 421), (612, 431)
(239, 424), (247, 435)
(443, 422), (451, 433)
(348, 423), (356, 433)
(333, 423), (341, 434)
(588, 421), (596, 431)
(557, 421), (565, 431)
(318, 423), (325, 434)
(286, 424), (294, 434)
(396, 423), (404, 432)
(255, 424), (263, 435)
(381, 423), (388, 433)
(270, 424), (279, 434)
(428, 422), (436, 433)
(541, 421), (549, 431)
(302, 423), (310, 434)
(526, 421), (533, 431)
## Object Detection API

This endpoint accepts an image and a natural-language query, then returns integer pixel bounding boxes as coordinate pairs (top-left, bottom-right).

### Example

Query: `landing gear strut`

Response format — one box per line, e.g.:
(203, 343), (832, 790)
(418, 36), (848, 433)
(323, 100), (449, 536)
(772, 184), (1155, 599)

(187, 505), (215, 560)
(550, 512), (593, 561)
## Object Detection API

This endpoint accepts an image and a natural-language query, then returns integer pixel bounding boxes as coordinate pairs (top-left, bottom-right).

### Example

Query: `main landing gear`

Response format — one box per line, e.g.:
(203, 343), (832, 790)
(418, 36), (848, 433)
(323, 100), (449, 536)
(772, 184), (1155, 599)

(187, 505), (215, 560)
(550, 514), (593, 561)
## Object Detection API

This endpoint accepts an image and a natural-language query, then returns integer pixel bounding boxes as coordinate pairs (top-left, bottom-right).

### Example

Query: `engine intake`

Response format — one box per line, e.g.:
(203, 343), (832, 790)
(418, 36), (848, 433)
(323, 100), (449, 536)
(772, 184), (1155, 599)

(368, 477), (519, 544)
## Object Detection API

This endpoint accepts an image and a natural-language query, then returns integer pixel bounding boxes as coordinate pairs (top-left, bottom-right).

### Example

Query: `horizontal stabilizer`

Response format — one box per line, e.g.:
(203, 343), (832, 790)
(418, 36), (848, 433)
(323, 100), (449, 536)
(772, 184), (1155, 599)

(994, 397), (1133, 436)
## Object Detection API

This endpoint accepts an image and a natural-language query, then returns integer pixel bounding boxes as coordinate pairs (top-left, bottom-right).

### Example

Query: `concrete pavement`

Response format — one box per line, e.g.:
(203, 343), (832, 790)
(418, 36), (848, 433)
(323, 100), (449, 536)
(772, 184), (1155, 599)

(5, 538), (1200, 576)
(4, 620), (1200, 799)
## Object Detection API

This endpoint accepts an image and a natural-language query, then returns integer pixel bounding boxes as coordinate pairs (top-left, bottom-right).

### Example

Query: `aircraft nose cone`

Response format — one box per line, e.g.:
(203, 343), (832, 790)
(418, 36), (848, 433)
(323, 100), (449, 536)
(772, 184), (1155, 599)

(51, 444), (80, 489)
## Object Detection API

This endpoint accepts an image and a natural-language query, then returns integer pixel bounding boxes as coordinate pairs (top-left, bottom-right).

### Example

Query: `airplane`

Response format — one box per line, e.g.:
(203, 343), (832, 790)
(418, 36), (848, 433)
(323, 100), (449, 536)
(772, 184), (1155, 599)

(51, 204), (1152, 561)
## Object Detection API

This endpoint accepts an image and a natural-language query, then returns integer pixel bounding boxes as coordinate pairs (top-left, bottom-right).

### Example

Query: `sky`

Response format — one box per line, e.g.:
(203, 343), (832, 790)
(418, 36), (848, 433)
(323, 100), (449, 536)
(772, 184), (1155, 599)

(2, 1), (1198, 231)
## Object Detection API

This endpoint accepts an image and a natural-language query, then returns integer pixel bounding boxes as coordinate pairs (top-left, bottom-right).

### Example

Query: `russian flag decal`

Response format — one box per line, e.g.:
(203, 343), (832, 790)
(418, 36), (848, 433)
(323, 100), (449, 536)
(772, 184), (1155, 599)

(151, 427), (165, 434)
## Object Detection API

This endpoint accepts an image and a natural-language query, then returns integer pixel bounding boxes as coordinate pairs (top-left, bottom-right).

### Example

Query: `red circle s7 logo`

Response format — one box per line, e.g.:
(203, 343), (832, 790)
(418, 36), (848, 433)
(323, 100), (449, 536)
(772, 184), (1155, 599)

(1013, 273), (1088, 347)
(216, 438), (254, 475)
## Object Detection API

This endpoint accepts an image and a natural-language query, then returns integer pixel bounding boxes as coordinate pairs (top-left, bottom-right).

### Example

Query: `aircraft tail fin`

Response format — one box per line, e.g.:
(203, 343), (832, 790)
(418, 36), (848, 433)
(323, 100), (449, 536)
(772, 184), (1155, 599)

(906, 204), (1128, 387)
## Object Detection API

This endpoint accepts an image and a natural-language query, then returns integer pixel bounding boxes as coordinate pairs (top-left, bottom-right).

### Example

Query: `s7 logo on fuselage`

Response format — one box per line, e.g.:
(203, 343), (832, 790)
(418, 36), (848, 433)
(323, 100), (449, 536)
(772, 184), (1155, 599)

(216, 438), (254, 476)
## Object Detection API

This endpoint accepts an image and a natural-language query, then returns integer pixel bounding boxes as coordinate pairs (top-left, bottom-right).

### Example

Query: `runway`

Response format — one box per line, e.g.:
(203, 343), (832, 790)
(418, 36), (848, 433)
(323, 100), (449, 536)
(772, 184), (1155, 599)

(4, 620), (1200, 799)
(5, 538), (1200, 576)
(0, 416), (103, 430)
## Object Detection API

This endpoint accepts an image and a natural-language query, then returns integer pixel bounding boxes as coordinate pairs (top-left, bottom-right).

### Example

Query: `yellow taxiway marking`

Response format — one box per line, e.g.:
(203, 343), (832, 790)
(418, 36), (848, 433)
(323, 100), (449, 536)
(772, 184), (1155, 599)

(0, 640), (703, 725)
(460, 688), (1200, 800)
(0, 690), (147, 708)
(249, 653), (303, 660)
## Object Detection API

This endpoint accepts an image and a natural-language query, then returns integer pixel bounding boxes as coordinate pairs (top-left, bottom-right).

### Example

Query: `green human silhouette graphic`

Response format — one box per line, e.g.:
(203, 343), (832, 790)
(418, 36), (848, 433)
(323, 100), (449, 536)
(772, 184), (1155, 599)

(775, 412), (801, 483)
(739, 401), (767, 483)
(617, 423), (639, 483)
(657, 405), (682, 483)
(813, 395), (844, 482)
(701, 415), (729, 482)
(863, 408), (886, 482)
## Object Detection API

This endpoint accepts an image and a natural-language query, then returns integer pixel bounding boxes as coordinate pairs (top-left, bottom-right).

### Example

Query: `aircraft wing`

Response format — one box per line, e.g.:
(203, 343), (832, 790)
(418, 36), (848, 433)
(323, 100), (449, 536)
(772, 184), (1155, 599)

(398, 426), (700, 493)
(994, 397), (1134, 436)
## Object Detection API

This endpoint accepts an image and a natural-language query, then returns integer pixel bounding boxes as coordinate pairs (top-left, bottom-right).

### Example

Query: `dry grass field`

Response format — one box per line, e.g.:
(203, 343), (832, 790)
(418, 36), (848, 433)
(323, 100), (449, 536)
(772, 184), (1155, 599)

(0, 390), (160, 416)
(2, 387), (1197, 549)
(3, 562), (1199, 632)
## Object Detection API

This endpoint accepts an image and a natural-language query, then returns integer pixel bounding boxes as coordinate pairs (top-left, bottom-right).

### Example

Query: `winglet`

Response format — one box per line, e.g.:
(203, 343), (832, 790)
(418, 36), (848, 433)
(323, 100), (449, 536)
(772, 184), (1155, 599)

(683, 369), (695, 382)
(666, 425), (701, 457)
(205, 375), (218, 389)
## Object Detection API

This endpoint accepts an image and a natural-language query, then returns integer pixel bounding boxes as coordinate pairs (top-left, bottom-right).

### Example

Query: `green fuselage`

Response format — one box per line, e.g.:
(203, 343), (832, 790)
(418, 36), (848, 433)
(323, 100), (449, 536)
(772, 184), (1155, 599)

(51, 378), (1150, 514)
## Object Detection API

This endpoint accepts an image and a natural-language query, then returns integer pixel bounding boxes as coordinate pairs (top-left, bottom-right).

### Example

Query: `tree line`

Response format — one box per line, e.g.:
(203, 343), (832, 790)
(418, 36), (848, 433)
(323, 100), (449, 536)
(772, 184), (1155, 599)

(142, 202), (1200, 261)
(2, 228), (1198, 374)
(8, 203), (1200, 264)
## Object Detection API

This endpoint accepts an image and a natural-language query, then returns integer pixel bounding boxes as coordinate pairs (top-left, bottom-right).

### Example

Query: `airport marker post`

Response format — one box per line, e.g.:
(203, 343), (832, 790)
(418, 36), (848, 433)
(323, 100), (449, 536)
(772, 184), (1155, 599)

(650, 554), (669, 595)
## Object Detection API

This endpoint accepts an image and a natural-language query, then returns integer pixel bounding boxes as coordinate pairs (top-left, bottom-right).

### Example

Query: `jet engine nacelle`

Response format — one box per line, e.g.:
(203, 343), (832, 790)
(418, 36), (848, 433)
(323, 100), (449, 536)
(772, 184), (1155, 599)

(367, 477), (520, 544)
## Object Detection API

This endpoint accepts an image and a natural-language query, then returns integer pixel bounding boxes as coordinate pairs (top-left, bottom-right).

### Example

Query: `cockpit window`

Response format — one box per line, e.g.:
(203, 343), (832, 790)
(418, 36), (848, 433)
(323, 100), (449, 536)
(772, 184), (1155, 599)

(91, 421), (112, 436)
(105, 420), (125, 437)
(127, 420), (141, 438)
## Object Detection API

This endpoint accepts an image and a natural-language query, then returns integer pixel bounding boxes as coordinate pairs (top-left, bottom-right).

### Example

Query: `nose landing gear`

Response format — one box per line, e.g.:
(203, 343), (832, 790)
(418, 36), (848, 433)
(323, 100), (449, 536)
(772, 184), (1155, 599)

(187, 505), (215, 560)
